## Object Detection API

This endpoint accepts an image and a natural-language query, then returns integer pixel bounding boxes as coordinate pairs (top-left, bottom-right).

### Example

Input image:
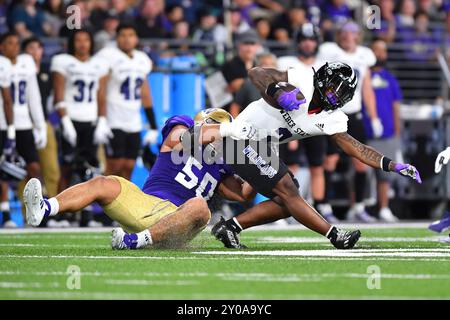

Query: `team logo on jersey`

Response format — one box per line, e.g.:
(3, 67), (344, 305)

(315, 123), (324, 131)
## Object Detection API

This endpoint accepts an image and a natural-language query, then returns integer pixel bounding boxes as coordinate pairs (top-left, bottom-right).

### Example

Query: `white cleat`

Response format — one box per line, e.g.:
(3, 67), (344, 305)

(379, 207), (399, 223)
(3, 220), (18, 228)
(23, 178), (45, 227)
(111, 227), (127, 250)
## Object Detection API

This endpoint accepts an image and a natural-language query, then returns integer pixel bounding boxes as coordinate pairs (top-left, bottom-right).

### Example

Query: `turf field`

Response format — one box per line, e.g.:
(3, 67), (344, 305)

(1, 223), (450, 300)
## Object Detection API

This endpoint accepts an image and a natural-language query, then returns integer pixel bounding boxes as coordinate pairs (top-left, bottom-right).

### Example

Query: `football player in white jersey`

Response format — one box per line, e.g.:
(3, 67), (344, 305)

(277, 23), (339, 223)
(0, 32), (46, 211)
(96, 23), (158, 180)
(0, 47), (15, 227)
(317, 21), (384, 222)
(212, 62), (422, 249)
(51, 29), (109, 193)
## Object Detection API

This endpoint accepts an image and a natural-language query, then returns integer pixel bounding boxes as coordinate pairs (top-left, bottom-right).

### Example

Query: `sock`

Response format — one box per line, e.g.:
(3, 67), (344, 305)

(44, 198), (60, 217)
(1, 201), (10, 223)
(2, 211), (10, 223)
(326, 226), (336, 239)
(354, 172), (367, 203)
(227, 218), (243, 233)
(324, 170), (333, 200)
(135, 229), (153, 248)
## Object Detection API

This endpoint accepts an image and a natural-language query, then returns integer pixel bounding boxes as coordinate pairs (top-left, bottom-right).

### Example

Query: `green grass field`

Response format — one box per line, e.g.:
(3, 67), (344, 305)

(1, 224), (450, 300)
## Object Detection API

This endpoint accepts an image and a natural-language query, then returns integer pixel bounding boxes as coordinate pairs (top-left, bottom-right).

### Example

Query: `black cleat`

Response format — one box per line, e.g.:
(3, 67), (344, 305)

(327, 226), (361, 249)
(211, 216), (247, 249)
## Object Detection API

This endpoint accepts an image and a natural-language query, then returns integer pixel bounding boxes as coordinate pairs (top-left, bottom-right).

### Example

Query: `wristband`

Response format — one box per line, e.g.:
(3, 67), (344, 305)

(55, 101), (67, 110)
(144, 107), (157, 129)
(6, 125), (15, 140)
(381, 156), (392, 172)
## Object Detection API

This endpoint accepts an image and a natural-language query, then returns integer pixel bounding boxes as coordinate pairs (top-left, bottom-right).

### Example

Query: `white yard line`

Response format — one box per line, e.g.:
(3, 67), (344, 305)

(1, 270), (450, 281)
(195, 249), (450, 258)
(2, 250), (450, 261)
(0, 222), (435, 234)
(3, 289), (449, 300)
(254, 236), (443, 243)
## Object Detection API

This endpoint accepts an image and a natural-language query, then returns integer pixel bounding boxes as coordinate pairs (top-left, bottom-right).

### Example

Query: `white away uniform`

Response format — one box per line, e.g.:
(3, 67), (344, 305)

(0, 54), (46, 163)
(236, 69), (349, 144)
(96, 47), (152, 159)
(0, 56), (12, 130)
(50, 54), (108, 165)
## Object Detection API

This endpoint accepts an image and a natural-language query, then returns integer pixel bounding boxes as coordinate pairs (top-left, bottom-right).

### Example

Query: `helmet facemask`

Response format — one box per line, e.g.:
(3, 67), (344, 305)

(312, 62), (358, 111)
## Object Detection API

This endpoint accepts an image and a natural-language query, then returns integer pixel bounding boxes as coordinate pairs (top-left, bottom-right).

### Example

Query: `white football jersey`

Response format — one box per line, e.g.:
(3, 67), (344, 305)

(237, 98), (348, 143)
(317, 42), (376, 114)
(0, 54), (45, 130)
(277, 56), (325, 103)
(96, 47), (153, 132)
(50, 53), (109, 122)
(0, 56), (12, 88)
(0, 56), (12, 130)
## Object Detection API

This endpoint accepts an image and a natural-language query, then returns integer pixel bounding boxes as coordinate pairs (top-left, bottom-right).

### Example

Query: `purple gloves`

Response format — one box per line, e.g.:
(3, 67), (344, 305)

(3, 138), (15, 156)
(394, 163), (422, 184)
(276, 88), (306, 111)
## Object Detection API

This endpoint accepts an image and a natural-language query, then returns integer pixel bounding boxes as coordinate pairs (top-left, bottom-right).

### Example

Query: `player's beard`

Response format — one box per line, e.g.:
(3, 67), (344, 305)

(374, 59), (387, 68)
(298, 48), (317, 58)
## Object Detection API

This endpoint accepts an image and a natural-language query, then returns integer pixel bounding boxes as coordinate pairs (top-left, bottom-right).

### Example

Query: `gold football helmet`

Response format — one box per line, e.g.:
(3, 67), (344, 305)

(194, 108), (233, 124)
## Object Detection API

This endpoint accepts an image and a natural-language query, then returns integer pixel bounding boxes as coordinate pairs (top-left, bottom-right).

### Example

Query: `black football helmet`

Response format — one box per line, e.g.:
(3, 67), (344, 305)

(312, 62), (358, 111)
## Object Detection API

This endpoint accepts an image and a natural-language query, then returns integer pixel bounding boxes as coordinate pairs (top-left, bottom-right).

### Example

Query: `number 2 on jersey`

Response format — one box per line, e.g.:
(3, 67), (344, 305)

(120, 77), (143, 100)
(175, 157), (218, 201)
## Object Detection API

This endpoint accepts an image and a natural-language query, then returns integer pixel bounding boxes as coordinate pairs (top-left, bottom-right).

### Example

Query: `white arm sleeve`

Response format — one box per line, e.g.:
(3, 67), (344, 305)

(27, 73), (46, 129)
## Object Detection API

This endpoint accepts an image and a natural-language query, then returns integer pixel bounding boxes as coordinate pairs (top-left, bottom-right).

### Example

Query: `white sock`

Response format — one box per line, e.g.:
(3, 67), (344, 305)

(325, 225), (335, 238)
(354, 202), (365, 214)
(136, 229), (153, 248)
(232, 217), (243, 231)
(0, 201), (10, 212)
(46, 198), (59, 216)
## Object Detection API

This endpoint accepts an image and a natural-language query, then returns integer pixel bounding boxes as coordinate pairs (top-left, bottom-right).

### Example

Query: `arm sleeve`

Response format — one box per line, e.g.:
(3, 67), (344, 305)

(27, 72), (46, 129)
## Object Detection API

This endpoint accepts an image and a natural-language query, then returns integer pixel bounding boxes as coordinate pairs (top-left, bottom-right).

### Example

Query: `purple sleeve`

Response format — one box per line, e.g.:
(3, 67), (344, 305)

(161, 115), (194, 141)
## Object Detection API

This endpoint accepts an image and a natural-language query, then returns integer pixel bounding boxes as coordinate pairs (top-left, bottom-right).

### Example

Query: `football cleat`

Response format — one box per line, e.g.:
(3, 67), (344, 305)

(211, 216), (247, 249)
(327, 226), (361, 249)
(23, 178), (48, 227)
(111, 228), (138, 250)
(429, 211), (450, 233)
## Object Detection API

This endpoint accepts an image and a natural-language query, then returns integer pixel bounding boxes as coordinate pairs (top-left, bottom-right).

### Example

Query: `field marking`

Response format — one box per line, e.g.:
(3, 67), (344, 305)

(2, 270), (450, 281)
(0, 281), (60, 289)
(195, 249), (450, 258)
(254, 236), (442, 243)
(105, 279), (198, 286)
(4, 290), (449, 300)
(0, 222), (434, 235)
(2, 252), (450, 262)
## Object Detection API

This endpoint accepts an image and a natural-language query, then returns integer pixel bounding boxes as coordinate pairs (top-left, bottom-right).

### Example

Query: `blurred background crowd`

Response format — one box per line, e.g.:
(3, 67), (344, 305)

(1, 0), (450, 228)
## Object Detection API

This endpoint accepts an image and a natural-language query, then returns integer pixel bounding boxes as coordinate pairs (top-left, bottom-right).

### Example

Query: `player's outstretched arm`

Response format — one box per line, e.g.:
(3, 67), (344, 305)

(331, 132), (422, 183)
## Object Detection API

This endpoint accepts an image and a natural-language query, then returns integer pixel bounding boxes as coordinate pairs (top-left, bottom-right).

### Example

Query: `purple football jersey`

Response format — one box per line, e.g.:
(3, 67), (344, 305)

(142, 115), (232, 206)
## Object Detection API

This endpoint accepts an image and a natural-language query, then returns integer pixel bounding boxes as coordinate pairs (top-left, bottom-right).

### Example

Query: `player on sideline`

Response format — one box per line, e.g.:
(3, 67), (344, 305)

(429, 147), (450, 239)
(0, 32), (47, 216)
(51, 29), (110, 192)
(0, 46), (15, 227)
(23, 109), (256, 249)
(96, 23), (159, 180)
(212, 62), (422, 249)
